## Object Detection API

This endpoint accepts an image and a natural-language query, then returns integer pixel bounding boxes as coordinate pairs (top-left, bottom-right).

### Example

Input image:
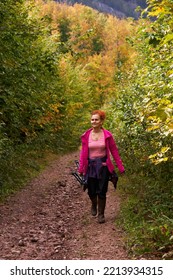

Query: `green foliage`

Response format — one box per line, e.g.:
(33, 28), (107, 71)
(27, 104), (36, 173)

(116, 174), (173, 258)
(104, 0), (173, 258)
(1, 0), (57, 140)
(0, 0), (60, 194)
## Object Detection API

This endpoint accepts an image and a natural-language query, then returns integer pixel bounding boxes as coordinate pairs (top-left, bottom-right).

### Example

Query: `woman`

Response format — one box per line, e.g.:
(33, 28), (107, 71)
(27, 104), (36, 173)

(78, 110), (125, 223)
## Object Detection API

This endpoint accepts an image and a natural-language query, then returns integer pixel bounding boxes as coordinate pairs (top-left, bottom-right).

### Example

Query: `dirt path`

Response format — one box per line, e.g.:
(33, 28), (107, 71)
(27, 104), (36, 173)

(0, 151), (128, 260)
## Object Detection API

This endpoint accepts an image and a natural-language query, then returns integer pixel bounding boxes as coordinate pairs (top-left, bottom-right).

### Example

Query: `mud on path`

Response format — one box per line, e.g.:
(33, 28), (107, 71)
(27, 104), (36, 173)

(0, 151), (128, 260)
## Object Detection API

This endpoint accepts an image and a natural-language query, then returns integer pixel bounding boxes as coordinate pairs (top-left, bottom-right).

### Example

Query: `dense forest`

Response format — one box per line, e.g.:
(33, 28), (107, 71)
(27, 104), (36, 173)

(0, 0), (173, 259)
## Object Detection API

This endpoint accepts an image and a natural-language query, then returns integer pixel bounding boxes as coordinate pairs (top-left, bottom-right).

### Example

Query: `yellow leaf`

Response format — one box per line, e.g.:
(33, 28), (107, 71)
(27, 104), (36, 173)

(161, 147), (170, 154)
(146, 125), (160, 131)
(148, 7), (165, 17)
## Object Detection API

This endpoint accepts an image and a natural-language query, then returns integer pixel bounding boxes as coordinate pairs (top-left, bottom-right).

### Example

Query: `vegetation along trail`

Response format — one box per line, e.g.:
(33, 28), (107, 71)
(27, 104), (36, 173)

(0, 151), (129, 260)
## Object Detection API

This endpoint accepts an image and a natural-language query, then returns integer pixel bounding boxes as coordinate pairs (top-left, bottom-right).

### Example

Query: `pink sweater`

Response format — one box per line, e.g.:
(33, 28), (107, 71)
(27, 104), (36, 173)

(88, 131), (106, 159)
(78, 128), (125, 175)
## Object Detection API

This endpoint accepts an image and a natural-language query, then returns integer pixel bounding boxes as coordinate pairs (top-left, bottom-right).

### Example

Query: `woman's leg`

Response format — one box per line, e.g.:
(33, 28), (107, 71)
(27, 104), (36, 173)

(87, 167), (109, 221)
(87, 177), (98, 216)
(97, 167), (109, 223)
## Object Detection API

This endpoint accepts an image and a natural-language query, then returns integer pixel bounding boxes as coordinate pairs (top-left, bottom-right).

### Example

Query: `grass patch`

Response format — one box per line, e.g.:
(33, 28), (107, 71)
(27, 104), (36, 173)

(116, 174), (173, 259)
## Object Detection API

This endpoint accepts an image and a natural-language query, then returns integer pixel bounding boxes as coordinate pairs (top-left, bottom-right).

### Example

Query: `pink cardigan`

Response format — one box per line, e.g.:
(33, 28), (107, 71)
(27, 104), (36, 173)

(78, 128), (125, 175)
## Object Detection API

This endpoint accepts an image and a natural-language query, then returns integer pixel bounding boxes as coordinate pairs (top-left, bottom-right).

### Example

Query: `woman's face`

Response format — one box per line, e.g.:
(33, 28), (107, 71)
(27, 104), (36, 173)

(91, 114), (103, 129)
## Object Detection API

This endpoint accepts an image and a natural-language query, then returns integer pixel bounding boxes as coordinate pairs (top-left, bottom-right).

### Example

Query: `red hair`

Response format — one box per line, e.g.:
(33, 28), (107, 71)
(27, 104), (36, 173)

(91, 110), (106, 121)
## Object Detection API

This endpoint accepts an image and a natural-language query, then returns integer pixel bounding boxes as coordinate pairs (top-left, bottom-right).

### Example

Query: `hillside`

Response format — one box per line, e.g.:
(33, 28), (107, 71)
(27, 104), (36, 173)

(56, 0), (147, 19)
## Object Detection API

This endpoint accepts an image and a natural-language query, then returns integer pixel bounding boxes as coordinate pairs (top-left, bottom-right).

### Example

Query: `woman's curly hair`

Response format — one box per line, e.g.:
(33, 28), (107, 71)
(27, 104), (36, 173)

(91, 110), (106, 121)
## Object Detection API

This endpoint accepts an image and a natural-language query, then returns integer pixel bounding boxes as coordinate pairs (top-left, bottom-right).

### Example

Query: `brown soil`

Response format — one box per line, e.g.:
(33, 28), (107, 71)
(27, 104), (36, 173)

(0, 151), (129, 260)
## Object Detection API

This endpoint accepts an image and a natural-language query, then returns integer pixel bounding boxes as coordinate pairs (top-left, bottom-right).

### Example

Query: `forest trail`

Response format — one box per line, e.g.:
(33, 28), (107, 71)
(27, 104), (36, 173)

(0, 151), (128, 260)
